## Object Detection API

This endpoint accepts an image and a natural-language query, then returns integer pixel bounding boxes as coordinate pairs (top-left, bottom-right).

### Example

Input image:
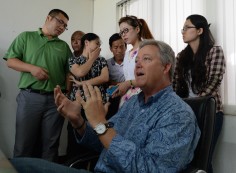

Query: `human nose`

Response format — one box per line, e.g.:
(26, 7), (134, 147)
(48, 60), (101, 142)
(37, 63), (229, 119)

(117, 47), (123, 53)
(58, 25), (65, 31)
(135, 57), (142, 66)
(74, 40), (79, 44)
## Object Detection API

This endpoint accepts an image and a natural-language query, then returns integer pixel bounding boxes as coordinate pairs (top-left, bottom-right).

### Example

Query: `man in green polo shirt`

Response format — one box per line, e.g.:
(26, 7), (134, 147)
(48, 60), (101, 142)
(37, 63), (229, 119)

(3, 9), (72, 162)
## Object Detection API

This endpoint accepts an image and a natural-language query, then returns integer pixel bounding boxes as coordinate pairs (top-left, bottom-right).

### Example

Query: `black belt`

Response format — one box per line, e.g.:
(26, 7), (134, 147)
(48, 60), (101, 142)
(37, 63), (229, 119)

(22, 88), (54, 95)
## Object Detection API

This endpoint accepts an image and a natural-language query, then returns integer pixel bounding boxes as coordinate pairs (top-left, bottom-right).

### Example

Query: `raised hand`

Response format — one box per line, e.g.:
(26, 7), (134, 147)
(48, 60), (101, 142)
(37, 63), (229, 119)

(80, 84), (110, 128)
(112, 81), (130, 98)
(89, 47), (101, 61)
(54, 85), (82, 127)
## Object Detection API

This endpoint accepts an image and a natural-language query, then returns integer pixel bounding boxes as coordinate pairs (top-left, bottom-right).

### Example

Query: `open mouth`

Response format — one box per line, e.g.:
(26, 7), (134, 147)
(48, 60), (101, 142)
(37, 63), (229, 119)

(136, 71), (144, 76)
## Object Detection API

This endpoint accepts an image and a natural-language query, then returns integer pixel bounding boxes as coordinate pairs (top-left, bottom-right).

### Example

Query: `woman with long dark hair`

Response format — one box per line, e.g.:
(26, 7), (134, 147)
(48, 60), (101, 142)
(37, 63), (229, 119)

(173, 14), (226, 173)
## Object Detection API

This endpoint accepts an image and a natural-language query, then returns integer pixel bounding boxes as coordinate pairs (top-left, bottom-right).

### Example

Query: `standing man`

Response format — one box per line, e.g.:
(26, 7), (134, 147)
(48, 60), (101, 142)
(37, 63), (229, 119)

(106, 33), (126, 119)
(3, 9), (72, 162)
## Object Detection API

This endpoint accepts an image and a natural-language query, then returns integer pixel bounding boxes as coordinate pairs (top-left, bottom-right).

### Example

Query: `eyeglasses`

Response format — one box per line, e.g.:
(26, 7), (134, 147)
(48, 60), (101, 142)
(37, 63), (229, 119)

(53, 16), (68, 30)
(181, 26), (196, 33)
(119, 28), (132, 36)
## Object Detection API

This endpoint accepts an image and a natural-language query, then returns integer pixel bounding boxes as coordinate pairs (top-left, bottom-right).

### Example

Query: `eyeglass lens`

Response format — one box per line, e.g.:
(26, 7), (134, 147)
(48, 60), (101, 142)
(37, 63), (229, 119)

(119, 28), (129, 36)
(54, 17), (68, 30)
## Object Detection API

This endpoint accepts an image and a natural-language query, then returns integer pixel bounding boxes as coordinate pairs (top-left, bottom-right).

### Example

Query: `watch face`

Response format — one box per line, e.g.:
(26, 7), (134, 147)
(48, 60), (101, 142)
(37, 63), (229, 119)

(94, 123), (106, 134)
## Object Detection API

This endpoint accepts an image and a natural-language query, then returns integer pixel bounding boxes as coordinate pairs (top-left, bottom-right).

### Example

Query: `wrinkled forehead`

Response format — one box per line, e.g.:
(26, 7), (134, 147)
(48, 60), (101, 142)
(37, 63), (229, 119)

(138, 45), (160, 57)
(72, 34), (83, 40)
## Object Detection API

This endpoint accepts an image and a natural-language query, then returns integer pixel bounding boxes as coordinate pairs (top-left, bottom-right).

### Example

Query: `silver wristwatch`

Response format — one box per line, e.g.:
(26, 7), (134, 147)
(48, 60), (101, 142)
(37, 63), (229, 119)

(94, 122), (114, 135)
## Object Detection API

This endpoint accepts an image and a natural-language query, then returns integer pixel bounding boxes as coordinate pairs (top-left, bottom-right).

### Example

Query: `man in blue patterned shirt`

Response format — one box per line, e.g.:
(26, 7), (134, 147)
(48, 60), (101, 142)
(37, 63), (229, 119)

(11, 40), (201, 173)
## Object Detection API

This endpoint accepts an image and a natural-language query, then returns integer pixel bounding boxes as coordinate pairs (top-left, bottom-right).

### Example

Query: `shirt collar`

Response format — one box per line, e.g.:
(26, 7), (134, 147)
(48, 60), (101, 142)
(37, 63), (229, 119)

(38, 28), (59, 40)
(138, 85), (173, 106)
(111, 57), (123, 66)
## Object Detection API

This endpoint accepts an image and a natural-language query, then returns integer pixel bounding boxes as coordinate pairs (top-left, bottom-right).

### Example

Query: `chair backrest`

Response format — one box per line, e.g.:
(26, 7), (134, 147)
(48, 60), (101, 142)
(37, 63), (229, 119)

(183, 96), (216, 172)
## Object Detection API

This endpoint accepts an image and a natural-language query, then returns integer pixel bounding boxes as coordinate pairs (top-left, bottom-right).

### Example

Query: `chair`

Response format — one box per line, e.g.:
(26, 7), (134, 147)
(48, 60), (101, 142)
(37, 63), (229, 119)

(181, 96), (216, 173)
(65, 96), (216, 173)
(63, 150), (100, 171)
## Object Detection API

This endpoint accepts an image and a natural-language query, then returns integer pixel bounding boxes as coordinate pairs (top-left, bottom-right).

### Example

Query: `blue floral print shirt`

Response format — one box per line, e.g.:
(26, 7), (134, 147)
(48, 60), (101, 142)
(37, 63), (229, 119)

(77, 85), (201, 173)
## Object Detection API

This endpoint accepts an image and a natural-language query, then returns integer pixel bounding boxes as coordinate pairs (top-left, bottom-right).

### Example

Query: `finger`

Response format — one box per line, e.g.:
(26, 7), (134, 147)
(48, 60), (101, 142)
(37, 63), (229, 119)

(104, 102), (110, 115)
(57, 104), (66, 118)
(112, 90), (120, 98)
(54, 85), (59, 99)
(57, 104), (64, 112)
(75, 90), (83, 104)
(82, 83), (90, 99)
(41, 70), (49, 79)
(73, 80), (80, 86)
(42, 68), (49, 73)
(94, 86), (103, 101)
(96, 47), (101, 52)
(111, 88), (119, 96)
(85, 84), (96, 99)
(54, 92), (63, 106)
(76, 89), (86, 110)
(88, 85), (96, 100)
(54, 85), (62, 103)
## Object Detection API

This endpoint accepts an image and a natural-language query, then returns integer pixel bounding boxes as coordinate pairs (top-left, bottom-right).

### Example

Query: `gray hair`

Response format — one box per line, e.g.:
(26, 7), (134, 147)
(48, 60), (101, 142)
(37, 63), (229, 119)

(139, 39), (175, 81)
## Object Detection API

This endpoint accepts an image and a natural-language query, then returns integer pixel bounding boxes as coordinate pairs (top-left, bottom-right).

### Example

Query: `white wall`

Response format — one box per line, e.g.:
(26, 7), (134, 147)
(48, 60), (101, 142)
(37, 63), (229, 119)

(93, 0), (121, 59)
(0, 0), (94, 158)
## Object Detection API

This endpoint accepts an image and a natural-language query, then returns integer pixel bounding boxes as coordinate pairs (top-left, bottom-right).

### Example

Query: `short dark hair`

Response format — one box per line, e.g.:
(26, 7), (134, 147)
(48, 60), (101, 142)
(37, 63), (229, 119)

(80, 33), (100, 51)
(48, 9), (69, 20)
(109, 33), (127, 47)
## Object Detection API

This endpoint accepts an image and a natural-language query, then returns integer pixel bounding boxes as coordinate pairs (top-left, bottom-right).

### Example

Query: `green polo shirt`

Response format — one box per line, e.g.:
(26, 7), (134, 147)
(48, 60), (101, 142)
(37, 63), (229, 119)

(4, 29), (72, 91)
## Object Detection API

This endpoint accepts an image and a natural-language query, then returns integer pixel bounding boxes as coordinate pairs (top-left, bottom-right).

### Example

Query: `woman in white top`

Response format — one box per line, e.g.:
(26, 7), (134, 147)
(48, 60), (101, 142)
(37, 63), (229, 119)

(113, 15), (154, 107)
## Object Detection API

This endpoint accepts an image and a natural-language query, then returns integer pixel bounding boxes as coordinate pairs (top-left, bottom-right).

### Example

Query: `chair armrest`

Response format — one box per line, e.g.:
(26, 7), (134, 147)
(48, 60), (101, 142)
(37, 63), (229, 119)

(63, 150), (100, 170)
(69, 154), (99, 168)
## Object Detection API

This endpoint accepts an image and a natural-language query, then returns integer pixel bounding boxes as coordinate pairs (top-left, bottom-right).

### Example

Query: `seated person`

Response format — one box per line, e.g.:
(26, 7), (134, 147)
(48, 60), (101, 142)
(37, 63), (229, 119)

(106, 33), (126, 119)
(11, 39), (200, 173)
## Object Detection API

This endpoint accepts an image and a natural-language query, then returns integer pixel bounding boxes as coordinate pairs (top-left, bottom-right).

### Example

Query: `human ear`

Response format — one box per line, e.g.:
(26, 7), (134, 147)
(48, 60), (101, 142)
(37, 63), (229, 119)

(163, 63), (171, 74)
(136, 26), (140, 34)
(198, 28), (203, 35)
(85, 40), (89, 47)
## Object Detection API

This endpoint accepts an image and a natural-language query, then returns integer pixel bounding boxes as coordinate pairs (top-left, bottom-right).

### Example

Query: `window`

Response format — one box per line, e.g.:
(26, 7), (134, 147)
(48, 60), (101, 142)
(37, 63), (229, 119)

(117, 0), (236, 114)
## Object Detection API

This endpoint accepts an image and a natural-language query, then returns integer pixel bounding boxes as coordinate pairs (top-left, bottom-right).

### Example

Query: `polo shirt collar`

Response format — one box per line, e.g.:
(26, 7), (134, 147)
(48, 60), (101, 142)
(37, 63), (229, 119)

(111, 57), (123, 66)
(38, 28), (59, 40)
